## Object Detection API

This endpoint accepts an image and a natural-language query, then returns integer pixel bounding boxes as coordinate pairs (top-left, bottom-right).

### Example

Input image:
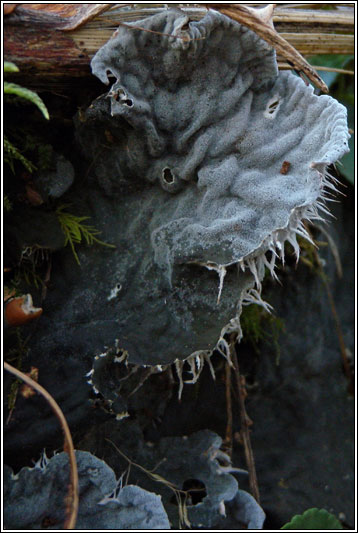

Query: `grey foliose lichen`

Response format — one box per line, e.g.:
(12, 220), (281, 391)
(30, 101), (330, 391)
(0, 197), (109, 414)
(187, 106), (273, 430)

(92, 423), (242, 529)
(148, 430), (240, 528)
(73, 8), (350, 376)
(4, 431), (247, 529)
(4, 450), (170, 529)
(35, 152), (74, 200)
(227, 489), (266, 529)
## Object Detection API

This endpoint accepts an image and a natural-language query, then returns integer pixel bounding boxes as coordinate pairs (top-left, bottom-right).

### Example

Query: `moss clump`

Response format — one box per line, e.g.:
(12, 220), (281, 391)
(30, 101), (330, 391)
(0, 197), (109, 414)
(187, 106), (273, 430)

(241, 304), (285, 364)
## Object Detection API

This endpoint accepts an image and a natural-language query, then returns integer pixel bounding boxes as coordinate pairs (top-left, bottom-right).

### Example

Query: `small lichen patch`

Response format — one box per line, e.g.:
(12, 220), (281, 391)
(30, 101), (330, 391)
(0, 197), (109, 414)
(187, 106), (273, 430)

(107, 283), (122, 301)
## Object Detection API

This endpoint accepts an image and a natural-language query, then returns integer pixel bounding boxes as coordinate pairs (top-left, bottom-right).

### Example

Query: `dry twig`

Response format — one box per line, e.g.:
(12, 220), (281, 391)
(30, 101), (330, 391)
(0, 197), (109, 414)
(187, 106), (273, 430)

(322, 277), (354, 395)
(106, 438), (191, 528)
(205, 3), (328, 93)
(224, 361), (233, 458)
(229, 335), (260, 503)
(301, 224), (354, 395)
(4, 362), (79, 529)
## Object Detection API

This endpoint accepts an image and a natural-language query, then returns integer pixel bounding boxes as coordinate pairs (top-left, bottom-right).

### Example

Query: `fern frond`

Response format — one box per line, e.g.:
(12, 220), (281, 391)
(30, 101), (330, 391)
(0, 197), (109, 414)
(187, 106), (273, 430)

(56, 205), (115, 265)
(4, 135), (36, 173)
(4, 82), (49, 120)
(4, 195), (13, 212)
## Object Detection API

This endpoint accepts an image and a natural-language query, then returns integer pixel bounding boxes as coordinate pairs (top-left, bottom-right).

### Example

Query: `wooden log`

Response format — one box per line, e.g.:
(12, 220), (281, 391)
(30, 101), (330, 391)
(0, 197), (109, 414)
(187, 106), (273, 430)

(4, 3), (354, 90)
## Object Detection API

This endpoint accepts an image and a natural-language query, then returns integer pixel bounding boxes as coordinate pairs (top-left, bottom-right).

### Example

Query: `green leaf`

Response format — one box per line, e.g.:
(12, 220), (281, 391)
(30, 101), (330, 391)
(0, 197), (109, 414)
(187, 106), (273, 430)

(308, 55), (353, 89)
(4, 61), (19, 73)
(339, 139), (354, 185)
(337, 101), (354, 185)
(281, 508), (343, 529)
(4, 82), (49, 120)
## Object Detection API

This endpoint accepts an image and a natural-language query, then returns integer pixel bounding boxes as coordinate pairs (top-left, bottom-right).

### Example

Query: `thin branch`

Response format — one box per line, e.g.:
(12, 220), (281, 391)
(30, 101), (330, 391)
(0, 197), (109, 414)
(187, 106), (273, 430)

(229, 335), (260, 503)
(224, 361), (233, 458)
(41, 255), (52, 303)
(278, 64), (354, 76)
(322, 279), (353, 394)
(302, 225), (354, 395)
(316, 225), (343, 278)
(4, 362), (79, 529)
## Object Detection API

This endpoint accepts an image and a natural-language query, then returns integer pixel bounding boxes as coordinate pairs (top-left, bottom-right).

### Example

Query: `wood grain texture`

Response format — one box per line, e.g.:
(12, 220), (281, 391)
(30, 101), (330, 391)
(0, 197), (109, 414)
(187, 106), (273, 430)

(4, 3), (354, 88)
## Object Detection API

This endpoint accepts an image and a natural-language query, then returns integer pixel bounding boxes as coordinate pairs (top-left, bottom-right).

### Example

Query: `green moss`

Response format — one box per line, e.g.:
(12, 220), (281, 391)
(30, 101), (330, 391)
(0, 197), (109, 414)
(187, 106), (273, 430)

(286, 235), (329, 282)
(241, 304), (285, 364)
(23, 135), (53, 171)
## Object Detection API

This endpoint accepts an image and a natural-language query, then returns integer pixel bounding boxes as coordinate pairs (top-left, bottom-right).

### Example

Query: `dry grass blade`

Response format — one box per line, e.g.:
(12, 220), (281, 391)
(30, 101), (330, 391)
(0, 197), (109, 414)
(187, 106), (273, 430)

(4, 361), (79, 529)
(205, 3), (328, 93)
(105, 438), (178, 490)
(303, 225), (354, 395)
(106, 438), (191, 528)
(316, 225), (343, 279)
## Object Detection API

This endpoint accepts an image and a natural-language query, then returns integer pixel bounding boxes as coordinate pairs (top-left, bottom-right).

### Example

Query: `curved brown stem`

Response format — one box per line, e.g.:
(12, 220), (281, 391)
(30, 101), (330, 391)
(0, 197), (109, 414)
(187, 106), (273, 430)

(4, 361), (79, 529)
(229, 335), (260, 503)
(206, 3), (328, 93)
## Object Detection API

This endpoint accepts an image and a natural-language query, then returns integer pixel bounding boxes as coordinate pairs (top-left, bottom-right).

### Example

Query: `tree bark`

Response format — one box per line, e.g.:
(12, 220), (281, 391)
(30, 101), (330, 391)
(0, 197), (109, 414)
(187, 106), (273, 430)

(4, 3), (354, 89)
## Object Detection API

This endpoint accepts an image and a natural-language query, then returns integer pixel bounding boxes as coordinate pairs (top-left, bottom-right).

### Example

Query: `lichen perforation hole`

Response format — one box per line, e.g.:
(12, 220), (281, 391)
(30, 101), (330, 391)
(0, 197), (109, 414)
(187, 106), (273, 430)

(110, 86), (134, 107)
(106, 70), (116, 82)
(170, 478), (207, 506)
(268, 100), (279, 113)
(163, 168), (175, 184)
(182, 479), (207, 505)
(264, 95), (281, 119)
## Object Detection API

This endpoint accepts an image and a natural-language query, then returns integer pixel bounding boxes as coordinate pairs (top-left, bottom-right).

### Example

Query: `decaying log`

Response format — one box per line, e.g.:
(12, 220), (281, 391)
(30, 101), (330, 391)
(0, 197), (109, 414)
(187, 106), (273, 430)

(4, 3), (354, 90)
